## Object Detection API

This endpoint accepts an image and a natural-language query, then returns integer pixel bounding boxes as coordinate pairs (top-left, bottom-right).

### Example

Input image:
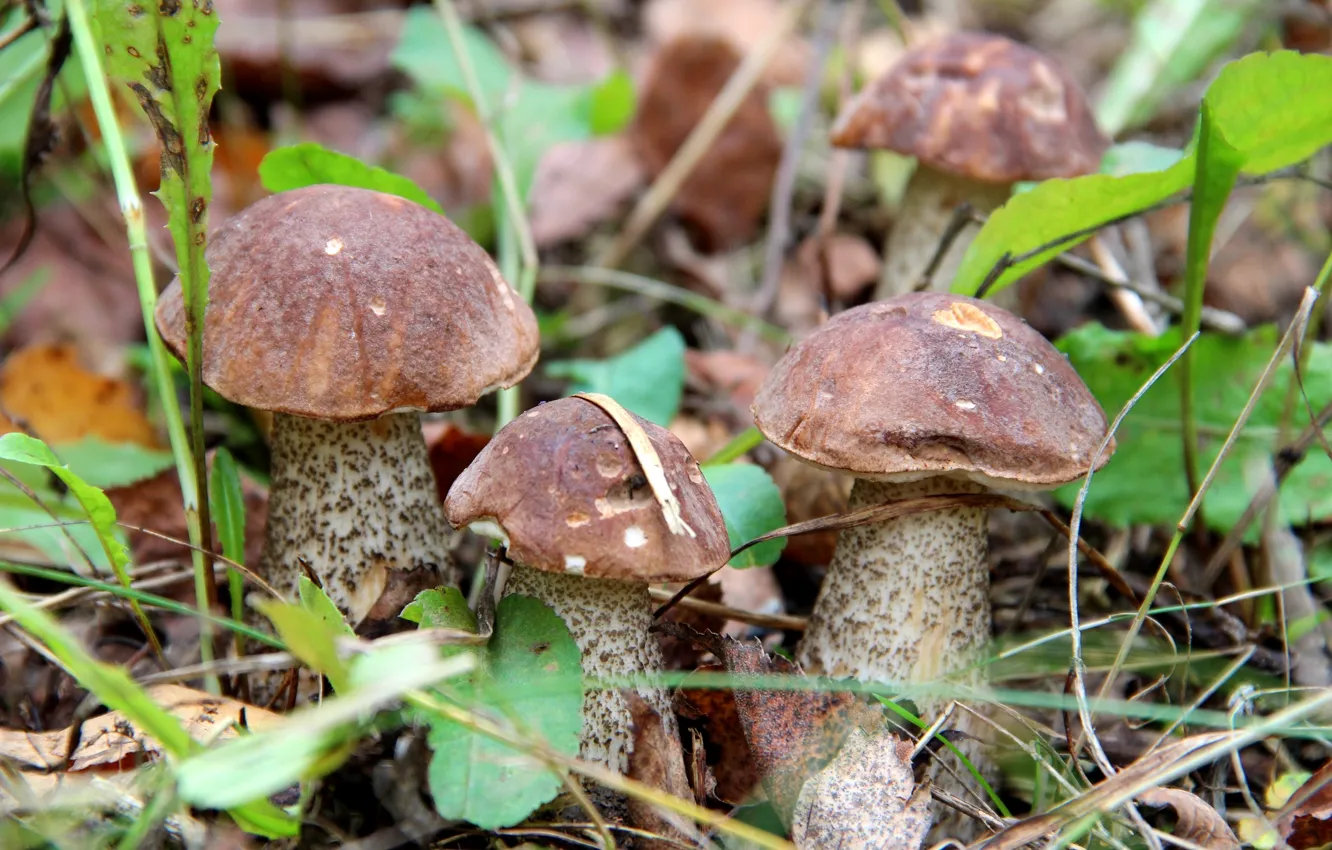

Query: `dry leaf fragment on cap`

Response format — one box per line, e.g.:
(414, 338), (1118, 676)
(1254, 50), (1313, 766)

(791, 728), (933, 850)
(630, 34), (783, 252)
(656, 622), (869, 824)
(1136, 788), (1240, 850)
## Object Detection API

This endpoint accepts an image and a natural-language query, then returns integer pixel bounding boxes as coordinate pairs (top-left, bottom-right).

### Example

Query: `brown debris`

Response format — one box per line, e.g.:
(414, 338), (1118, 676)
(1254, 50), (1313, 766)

(630, 34), (783, 252)
(675, 664), (761, 804)
(643, 0), (812, 86)
(625, 692), (694, 846)
(1137, 788), (1240, 850)
(1275, 760), (1332, 850)
(529, 137), (645, 249)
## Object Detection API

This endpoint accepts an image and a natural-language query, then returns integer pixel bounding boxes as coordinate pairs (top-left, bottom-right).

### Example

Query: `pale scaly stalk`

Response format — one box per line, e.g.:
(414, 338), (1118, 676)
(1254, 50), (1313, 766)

(66, 0), (218, 693)
(434, 0), (537, 429)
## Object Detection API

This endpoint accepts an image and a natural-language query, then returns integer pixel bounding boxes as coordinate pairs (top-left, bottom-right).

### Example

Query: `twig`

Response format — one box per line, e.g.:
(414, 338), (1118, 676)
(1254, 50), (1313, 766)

(592, 0), (817, 269)
(751, 0), (838, 316)
(646, 587), (806, 632)
(1053, 252), (1246, 334)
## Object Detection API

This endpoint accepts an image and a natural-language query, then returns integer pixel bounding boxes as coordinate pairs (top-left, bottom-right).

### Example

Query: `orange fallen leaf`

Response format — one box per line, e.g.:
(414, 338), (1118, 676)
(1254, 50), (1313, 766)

(0, 343), (161, 448)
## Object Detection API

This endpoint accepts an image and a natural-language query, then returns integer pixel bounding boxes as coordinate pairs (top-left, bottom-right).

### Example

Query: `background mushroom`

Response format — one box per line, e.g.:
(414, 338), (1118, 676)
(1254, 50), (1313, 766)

(830, 32), (1108, 302)
(751, 292), (1113, 819)
(156, 184), (539, 628)
(444, 396), (731, 776)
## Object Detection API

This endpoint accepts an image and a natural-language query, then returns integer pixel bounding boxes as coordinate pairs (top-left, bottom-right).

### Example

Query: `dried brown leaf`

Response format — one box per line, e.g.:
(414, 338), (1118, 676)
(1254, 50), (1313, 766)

(791, 728), (933, 850)
(625, 692), (694, 847)
(1276, 759), (1332, 850)
(675, 663), (761, 804)
(529, 137), (644, 248)
(1138, 788), (1240, 850)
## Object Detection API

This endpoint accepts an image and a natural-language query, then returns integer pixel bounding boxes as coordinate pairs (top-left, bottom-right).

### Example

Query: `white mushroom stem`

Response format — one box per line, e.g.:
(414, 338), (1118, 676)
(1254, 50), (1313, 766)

(796, 476), (994, 841)
(504, 564), (680, 774)
(875, 166), (1013, 303)
(259, 412), (457, 625)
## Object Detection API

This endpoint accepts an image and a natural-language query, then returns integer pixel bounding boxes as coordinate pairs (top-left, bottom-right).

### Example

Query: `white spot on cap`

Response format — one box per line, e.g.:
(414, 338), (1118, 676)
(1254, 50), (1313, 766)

(955, 400), (977, 411)
(325, 237), (344, 255)
(487, 259), (515, 311)
(564, 555), (586, 575)
(368, 296), (387, 316)
(624, 526), (647, 549)
(997, 354), (1007, 362)
(1034, 363), (1046, 375)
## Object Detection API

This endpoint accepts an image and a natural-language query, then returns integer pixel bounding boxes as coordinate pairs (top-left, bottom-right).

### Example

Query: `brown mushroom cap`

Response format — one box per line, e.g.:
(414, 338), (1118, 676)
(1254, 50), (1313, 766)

(830, 32), (1108, 183)
(751, 293), (1113, 489)
(155, 184), (540, 421)
(444, 397), (731, 582)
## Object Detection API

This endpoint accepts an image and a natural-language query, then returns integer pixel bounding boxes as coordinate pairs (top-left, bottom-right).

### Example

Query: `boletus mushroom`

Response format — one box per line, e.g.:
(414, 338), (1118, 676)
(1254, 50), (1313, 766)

(444, 396), (731, 774)
(155, 184), (539, 628)
(751, 293), (1113, 814)
(830, 32), (1108, 301)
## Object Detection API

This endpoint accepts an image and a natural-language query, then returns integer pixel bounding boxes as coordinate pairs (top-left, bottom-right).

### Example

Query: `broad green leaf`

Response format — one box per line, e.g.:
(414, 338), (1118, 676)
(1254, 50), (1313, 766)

(257, 596), (351, 693)
(1099, 141), (1187, 177)
(954, 50), (1332, 298)
(702, 463), (787, 568)
(0, 16), (87, 189)
(177, 646), (473, 810)
(391, 8), (635, 196)
(209, 447), (245, 565)
(299, 575), (355, 638)
(0, 485), (119, 571)
(546, 327), (686, 426)
(1095, 0), (1263, 136)
(257, 143), (444, 213)
(424, 594), (583, 829)
(402, 586), (478, 633)
(1053, 325), (1332, 533)
(54, 436), (175, 489)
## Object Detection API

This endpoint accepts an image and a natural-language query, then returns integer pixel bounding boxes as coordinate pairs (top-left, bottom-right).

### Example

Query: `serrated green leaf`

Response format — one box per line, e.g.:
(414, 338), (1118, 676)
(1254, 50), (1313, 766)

(702, 463), (787, 568)
(256, 597), (351, 693)
(209, 447), (245, 565)
(1095, 0), (1263, 136)
(546, 327), (686, 426)
(1053, 325), (1332, 533)
(424, 594), (582, 829)
(257, 142), (444, 213)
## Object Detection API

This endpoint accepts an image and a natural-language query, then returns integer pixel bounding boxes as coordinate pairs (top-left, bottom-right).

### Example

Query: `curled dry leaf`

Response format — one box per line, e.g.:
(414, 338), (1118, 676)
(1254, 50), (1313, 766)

(675, 663), (761, 804)
(1275, 759), (1332, 850)
(0, 343), (161, 447)
(791, 728), (933, 850)
(630, 34), (783, 252)
(529, 137), (645, 248)
(1137, 788), (1240, 850)
(657, 622), (870, 823)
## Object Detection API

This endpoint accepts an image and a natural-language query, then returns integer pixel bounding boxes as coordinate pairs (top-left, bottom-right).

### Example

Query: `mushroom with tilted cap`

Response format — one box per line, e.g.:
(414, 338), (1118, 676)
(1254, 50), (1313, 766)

(751, 293), (1113, 816)
(831, 31), (1108, 301)
(444, 395), (731, 775)
(155, 184), (539, 628)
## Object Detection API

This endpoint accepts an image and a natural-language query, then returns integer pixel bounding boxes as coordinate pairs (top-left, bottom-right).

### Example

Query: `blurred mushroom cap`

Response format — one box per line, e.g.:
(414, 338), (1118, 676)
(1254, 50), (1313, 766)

(155, 184), (539, 421)
(444, 397), (731, 582)
(830, 31), (1108, 183)
(751, 293), (1113, 489)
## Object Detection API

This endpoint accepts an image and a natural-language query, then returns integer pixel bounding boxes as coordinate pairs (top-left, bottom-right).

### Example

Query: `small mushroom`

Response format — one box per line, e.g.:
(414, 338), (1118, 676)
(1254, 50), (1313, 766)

(444, 397), (730, 775)
(831, 32), (1108, 302)
(155, 184), (539, 627)
(751, 293), (1113, 820)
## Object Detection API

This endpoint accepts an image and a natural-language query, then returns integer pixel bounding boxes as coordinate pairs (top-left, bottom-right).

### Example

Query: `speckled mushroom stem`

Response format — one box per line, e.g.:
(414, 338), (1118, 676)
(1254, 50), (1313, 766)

(505, 564), (681, 775)
(874, 167), (1012, 303)
(259, 412), (458, 626)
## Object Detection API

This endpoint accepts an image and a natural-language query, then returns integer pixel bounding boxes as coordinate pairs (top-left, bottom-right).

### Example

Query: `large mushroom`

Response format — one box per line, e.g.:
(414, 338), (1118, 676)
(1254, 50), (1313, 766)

(155, 184), (539, 628)
(751, 293), (1113, 815)
(444, 396), (731, 774)
(831, 32), (1108, 301)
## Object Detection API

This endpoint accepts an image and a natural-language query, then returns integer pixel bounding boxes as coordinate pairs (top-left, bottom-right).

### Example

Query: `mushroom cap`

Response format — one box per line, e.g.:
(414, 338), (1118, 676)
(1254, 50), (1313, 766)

(829, 32), (1108, 184)
(155, 184), (540, 421)
(444, 397), (731, 582)
(751, 293), (1113, 489)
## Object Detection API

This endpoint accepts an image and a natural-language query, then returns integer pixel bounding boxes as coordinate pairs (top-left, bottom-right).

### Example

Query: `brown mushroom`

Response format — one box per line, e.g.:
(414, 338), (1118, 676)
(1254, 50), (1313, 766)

(751, 293), (1113, 821)
(831, 32), (1108, 301)
(155, 184), (539, 627)
(444, 397), (730, 774)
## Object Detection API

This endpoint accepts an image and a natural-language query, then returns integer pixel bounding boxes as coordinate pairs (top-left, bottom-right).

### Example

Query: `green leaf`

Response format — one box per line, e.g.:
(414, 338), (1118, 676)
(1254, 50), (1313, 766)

(1099, 141), (1187, 177)
(402, 586), (478, 633)
(423, 594), (583, 829)
(299, 575), (355, 638)
(701, 463), (787, 568)
(391, 8), (634, 197)
(53, 436), (175, 489)
(1095, 0), (1263, 136)
(0, 485), (121, 572)
(209, 447), (245, 565)
(546, 327), (686, 426)
(953, 50), (1332, 298)
(257, 143), (444, 214)
(1053, 325), (1332, 533)
(0, 267), (48, 336)
(256, 595), (351, 694)
(177, 645), (473, 810)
